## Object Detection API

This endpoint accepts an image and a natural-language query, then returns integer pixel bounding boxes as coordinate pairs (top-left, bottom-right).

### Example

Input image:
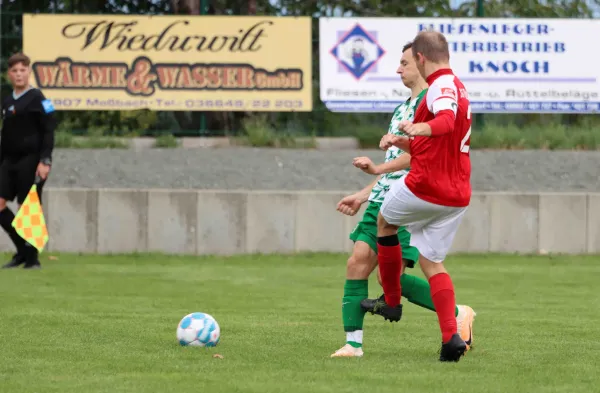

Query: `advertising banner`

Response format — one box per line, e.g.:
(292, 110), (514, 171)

(319, 17), (600, 113)
(23, 14), (312, 111)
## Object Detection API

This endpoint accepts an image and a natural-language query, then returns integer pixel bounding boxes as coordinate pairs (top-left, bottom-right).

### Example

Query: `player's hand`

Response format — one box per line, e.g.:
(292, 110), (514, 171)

(389, 135), (411, 151)
(337, 194), (362, 216)
(399, 121), (432, 137)
(352, 156), (380, 175)
(379, 134), (397, 150)
(36, 163), (51, 180)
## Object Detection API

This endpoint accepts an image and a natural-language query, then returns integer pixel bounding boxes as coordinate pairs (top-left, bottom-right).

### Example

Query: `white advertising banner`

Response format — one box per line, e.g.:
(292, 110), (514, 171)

(319, 17), (600, 113)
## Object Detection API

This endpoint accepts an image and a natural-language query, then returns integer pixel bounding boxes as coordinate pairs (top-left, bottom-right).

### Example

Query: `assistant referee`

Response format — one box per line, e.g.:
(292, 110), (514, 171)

(0, 52), (56, 269)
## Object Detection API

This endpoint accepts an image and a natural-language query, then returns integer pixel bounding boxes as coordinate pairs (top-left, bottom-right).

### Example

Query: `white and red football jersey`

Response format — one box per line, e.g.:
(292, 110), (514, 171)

(405, 68), (472, 207)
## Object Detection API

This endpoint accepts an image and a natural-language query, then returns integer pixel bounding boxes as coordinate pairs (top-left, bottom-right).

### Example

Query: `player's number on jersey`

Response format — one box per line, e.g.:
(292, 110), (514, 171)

(460, 104), (472, 153)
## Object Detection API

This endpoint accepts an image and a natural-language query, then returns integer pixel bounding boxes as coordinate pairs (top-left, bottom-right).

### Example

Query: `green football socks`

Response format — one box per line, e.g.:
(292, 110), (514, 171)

(342, 279), (368, 347)
(401, 274), (459, 317)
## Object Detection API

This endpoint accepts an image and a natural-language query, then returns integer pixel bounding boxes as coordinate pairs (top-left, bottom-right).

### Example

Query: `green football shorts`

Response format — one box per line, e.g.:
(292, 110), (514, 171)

(349, 201), (419, 268)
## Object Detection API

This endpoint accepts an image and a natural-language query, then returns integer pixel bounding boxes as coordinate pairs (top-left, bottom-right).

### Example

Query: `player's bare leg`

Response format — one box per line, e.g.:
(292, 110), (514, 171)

(419, 254), (467, 362)
(331, 241), (377, 358)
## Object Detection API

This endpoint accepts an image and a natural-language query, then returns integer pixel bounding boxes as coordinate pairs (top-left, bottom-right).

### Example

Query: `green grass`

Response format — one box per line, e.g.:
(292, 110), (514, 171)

(235, 115), (317, 148)
(54, 131), (129, 149)
(1, 253), (599, 393)
(472, 123), (600, 150)
(345, 123), (600, 150)
(153, 134), (180, 148)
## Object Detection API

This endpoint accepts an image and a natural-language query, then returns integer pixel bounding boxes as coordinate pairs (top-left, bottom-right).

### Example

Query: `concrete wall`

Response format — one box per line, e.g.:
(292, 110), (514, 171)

(1, 189), (598, 255)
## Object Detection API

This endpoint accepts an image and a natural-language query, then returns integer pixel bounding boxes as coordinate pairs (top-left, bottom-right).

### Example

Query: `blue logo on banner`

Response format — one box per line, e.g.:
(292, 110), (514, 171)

(330, 24), (385, 80)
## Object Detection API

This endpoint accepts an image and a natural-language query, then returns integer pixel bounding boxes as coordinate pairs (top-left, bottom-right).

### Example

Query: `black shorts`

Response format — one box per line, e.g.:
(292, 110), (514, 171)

(0, 154), (46, 205)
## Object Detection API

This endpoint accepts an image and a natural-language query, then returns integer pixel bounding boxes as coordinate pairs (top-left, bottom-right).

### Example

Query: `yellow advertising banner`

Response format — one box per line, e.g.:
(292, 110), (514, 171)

(22, 14), (312, 111)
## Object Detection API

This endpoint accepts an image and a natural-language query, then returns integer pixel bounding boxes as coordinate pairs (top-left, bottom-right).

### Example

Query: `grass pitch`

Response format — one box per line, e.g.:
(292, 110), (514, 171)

(1, 252), (599, 393)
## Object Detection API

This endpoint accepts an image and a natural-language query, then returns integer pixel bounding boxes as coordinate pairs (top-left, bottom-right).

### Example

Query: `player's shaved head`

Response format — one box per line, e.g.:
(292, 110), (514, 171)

(412, 31), (450, 63)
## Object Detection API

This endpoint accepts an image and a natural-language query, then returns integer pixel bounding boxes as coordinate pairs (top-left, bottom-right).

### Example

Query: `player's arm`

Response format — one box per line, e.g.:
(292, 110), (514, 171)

(389, 135), (411, 152)
(337, 175), (380, 216)
(373, 152), (410, 175)
(425, 84), (458, 136)
(352, 152), (410, 176)
(355, 175), (381, 204)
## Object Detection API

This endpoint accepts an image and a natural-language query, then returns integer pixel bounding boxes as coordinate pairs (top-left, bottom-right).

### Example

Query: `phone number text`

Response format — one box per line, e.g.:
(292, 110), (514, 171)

(51, 98), (305, 110)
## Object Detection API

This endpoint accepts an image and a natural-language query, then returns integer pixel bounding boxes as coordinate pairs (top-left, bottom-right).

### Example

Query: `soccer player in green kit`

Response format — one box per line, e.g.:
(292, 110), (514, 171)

(331, 42), (475, 358)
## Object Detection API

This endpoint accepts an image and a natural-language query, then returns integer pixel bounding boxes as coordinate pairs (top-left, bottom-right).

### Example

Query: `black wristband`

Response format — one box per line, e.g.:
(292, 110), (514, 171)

(40, 157), (52, 166)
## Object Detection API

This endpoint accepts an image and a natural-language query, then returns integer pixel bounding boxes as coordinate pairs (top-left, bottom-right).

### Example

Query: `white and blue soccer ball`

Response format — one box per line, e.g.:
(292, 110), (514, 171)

(176, 312), (220, 347)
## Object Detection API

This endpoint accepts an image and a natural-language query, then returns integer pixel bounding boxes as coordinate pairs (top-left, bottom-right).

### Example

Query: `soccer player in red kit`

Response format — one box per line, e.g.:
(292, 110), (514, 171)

(360, 31), (473, 362)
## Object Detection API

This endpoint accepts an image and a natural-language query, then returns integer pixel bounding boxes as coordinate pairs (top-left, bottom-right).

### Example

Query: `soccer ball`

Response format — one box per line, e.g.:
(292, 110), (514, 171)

(176, 312), (220, 347)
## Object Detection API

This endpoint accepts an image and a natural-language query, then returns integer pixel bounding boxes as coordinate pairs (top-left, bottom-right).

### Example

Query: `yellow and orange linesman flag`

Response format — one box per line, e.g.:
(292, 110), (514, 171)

(12, 183), (49, 252)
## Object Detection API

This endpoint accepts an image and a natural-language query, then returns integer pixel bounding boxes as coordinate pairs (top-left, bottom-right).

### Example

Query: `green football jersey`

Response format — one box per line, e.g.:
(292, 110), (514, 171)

(368, 89), (427, 204)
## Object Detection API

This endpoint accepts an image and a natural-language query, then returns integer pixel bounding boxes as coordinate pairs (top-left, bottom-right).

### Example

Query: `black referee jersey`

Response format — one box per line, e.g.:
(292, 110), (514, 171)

(0, 87), (56, 163)
(0, 88), (56, 204)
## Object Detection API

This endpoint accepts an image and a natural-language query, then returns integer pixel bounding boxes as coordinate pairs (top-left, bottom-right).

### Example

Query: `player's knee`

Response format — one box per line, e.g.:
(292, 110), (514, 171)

(0, 198), (6, 211)
(376, 213), (387, 229)
(347, 251), (375, 279)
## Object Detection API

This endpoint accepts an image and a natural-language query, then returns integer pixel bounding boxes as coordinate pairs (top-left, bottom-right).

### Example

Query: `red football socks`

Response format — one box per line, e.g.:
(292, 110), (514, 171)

(429, 273), (457, 343)
(377, 236), (402, 307)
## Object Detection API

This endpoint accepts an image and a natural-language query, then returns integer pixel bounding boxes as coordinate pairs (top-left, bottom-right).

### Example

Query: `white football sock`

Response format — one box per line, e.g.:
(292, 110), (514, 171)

(346, 330), (363, 346)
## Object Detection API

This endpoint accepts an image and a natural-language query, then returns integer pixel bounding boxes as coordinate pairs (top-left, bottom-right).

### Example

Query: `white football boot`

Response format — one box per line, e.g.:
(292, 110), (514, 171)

(456, 305), (476, 351)
(330, 343), (364, 358)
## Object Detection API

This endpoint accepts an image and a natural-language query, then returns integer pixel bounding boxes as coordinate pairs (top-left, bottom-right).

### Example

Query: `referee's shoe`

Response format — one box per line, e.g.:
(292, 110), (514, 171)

(2, 253), (25, 268)
(2, 244), (41, 269)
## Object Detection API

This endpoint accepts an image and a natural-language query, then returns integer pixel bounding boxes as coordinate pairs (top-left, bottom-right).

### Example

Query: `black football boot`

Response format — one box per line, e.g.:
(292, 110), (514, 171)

(439, 333), (467, 362)
(360, 295), (403, 322)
